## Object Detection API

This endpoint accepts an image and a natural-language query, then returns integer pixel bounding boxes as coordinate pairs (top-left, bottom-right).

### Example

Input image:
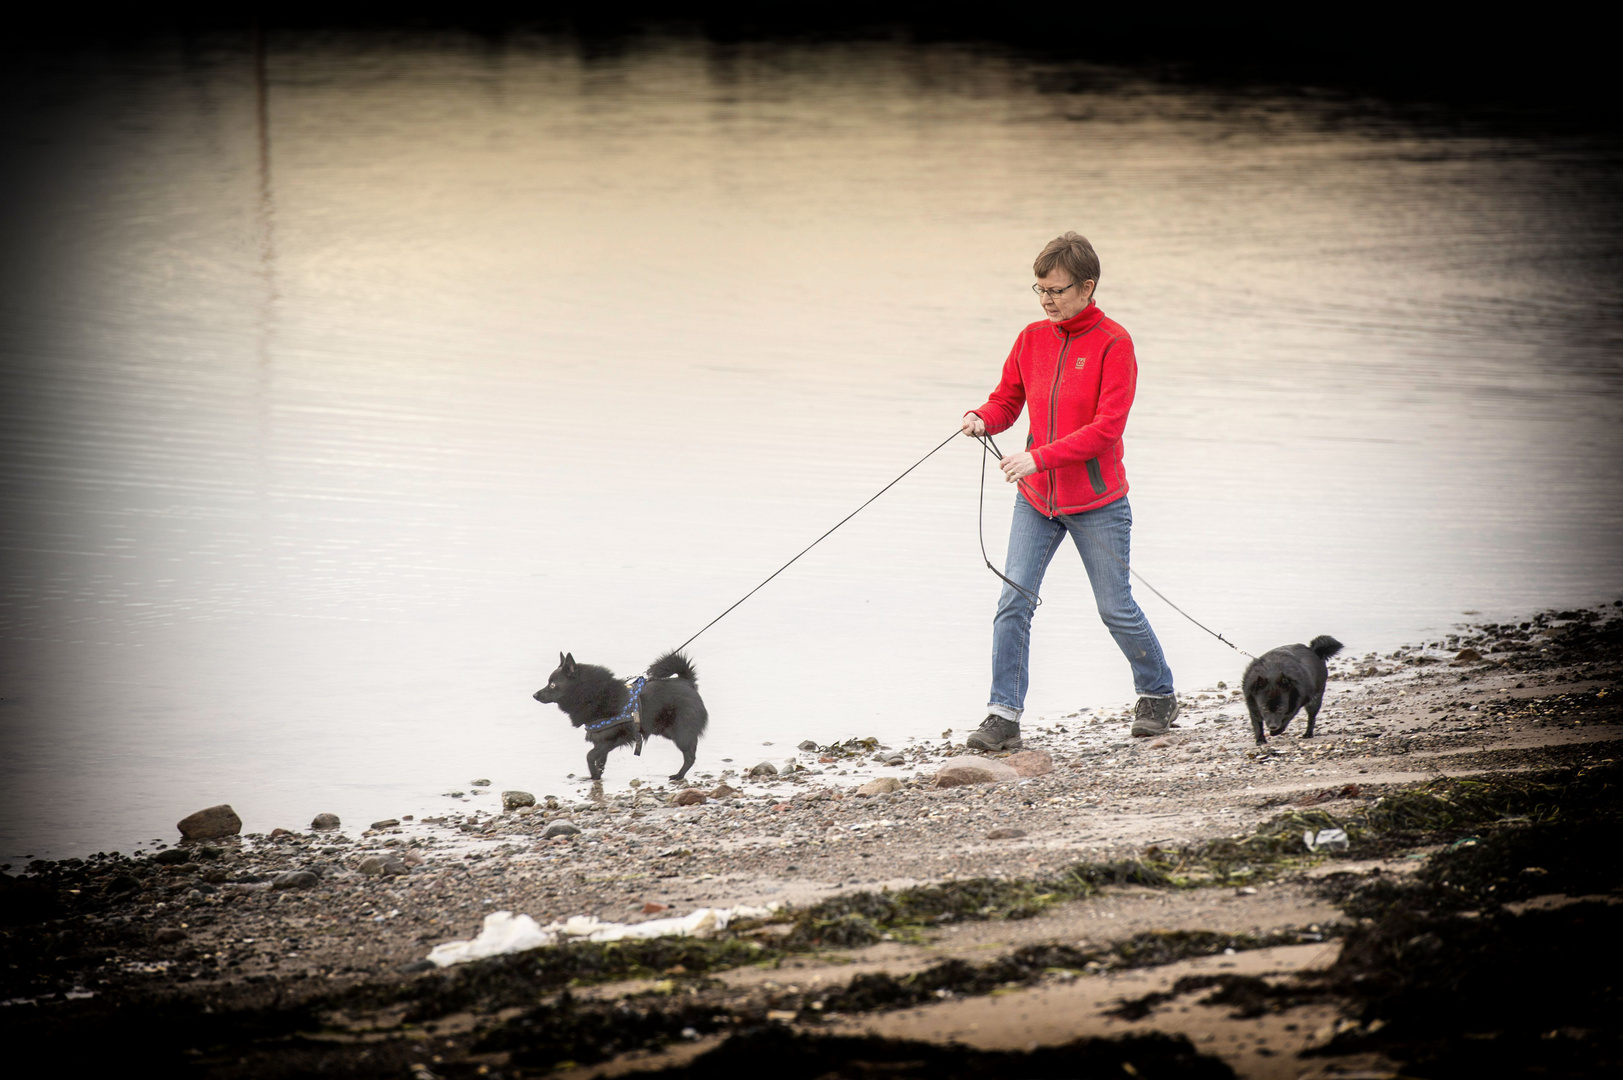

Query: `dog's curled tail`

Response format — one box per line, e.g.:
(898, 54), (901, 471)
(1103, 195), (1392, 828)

(648, 650), (698, 684)
(1310, 635), (1344, 660)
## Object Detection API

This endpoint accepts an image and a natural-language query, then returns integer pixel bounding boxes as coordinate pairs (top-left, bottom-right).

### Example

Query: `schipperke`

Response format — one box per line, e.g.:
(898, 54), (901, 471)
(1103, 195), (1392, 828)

(1243, 635), (1343, 745)
(533, 650), (708, 781)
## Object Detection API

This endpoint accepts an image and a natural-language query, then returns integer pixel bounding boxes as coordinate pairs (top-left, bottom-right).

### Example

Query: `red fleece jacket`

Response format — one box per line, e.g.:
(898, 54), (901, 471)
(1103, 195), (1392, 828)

(970, 301), (1137, 516)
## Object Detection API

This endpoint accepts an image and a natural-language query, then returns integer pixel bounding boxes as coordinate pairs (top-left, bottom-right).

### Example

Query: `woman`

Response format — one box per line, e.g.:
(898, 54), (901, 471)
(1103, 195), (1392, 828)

(961, 231), (1176, 751)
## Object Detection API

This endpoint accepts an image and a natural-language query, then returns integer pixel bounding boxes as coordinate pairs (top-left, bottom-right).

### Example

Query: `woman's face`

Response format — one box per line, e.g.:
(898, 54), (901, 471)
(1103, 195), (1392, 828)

(1035, 270), (1096, 322)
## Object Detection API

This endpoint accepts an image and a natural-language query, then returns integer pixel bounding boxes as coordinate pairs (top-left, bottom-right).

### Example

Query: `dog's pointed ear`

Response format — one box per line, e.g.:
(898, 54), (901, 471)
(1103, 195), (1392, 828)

(558, 651), (566, 668)
(564, 652), (576, 672)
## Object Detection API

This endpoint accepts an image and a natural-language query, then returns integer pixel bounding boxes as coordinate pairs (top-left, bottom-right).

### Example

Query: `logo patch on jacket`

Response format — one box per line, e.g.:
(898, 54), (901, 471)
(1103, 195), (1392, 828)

(1074, 356), (1087, 370)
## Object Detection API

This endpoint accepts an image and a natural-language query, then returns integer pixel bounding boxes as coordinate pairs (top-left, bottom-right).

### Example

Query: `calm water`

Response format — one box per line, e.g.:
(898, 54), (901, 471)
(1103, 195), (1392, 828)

(3, 32), (1621, 860)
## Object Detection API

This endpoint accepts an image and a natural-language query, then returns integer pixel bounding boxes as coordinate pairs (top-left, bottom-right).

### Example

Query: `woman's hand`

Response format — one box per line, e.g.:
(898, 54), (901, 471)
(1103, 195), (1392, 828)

(961, 413), (986, 437)
(999, 452), (1037, 482)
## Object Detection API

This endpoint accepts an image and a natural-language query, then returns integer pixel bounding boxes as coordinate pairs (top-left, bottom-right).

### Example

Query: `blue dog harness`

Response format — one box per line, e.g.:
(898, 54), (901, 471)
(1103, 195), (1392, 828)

(586, 675), (646, 755)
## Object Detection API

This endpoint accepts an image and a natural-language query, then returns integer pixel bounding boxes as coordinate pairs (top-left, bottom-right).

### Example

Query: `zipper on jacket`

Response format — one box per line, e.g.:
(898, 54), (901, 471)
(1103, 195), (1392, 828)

(1046, 330), (1069, 515)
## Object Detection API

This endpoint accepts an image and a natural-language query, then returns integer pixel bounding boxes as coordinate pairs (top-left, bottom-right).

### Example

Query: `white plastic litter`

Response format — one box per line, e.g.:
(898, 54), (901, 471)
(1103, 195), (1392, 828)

(427, 903), (780, 967)
(1302, 828), (1350, 853)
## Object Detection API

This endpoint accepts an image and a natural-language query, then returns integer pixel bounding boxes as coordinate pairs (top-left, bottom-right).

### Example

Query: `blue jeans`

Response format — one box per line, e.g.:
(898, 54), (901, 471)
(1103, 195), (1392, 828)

(988, 494), (1174, 721)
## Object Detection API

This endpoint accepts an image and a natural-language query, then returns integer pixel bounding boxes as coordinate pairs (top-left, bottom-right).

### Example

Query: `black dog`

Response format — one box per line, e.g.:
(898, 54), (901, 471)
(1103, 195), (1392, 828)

(533, 650), (708, 781)
(1243, 635), (1343, 745)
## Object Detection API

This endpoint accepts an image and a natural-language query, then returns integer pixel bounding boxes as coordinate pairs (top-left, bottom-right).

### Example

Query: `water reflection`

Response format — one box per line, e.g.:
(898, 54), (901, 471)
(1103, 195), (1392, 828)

(1, 32), (1619, 858)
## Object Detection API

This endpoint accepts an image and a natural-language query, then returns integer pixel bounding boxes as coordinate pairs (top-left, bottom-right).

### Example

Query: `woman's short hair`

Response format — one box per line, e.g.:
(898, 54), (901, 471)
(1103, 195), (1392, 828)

(1034, 232), (1101, 288)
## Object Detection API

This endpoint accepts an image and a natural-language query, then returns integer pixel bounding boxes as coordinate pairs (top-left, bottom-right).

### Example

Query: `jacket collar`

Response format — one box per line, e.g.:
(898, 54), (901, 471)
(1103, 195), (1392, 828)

(1050, 301), (1103, 336)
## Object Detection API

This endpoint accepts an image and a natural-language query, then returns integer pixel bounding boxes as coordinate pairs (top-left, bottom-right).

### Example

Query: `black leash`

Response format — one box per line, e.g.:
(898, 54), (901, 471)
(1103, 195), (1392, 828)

(971, 429), (1252, 658)
(671, 429), (961, 655)
(672, 427), (1253, 660)
(971, 431), (1043, 611)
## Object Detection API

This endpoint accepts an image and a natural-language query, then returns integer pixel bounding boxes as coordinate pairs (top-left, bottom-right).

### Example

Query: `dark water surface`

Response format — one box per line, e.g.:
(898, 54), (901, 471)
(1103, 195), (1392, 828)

(3, 32), (1620, 859)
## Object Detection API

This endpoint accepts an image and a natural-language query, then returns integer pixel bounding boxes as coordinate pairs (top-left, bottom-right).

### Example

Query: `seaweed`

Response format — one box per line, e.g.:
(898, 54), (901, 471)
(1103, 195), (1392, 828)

(616, 1025), (1236, 1079)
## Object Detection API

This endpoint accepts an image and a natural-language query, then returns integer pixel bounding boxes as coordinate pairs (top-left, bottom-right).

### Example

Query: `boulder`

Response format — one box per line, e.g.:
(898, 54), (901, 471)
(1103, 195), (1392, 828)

(543, 821), (581, 839)
(356, 855), (407, 877)
(670, 789), (707, 807)
(856, 777), (902, 797)
(310, 813), (341, 831)
(710, 784), (739, 800)
(152, 847), (192, 866)
(370, 819), (401, 830)
(933, 756), (1019, 788)
(797, 740), (819, 751)
(471, 779), (492, 787)
(748, 762), (779, 778)
(502, 790), (537, 810)
(272, 870), (320, 890)
(986, 827), (1028, 840)
(176, 805), (242, 842)
(1004, 750), (1053, 777)
(883, 754), (906, 767)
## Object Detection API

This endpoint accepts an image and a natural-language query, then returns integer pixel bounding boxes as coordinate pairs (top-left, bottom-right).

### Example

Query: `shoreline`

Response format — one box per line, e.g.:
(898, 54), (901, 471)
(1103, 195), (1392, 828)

(3, 600), (1620, 1078)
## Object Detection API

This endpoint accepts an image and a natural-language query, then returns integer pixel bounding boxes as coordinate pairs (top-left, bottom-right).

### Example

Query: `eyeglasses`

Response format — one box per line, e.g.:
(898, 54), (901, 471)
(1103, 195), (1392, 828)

(1032, 282), (1081, 299)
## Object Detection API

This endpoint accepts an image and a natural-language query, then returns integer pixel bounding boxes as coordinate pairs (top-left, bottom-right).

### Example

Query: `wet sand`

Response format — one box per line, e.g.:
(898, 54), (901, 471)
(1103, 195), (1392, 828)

(3, 601), (1619, 1078)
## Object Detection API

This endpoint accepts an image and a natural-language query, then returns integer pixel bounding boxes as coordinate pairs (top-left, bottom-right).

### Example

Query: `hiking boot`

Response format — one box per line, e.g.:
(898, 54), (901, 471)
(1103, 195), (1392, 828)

(1130, 695), (1180, 738)
(965, 714), (1022, 752)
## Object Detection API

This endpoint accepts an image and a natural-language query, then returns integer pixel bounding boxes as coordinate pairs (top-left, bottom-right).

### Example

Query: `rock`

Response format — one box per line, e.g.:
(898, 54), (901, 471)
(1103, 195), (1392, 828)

(310, 813), (341, 831)
(933, 756), (1020, 788)
(643, 901), (671, 915)
(1147, 738), (1172, 749)
(797, 740), (819, 751)
(357, 855), (408, 877)
(502, 790), (536, 810)
(883, 754), (906, 767)
(154, 928), (188, 944)
(272, 870), (320, 890)
(670, 789), (707, 807)
(856, 777), (902, 797)
(748, 762), (779, 778)
(399, 959), (437, 974)
(400, 851), (425, 868)
(1456, 647), (1483, 661)
(986, 827), (1027, 840)
(1004, 750), (1054, 777)
(269, 827), (293, 838)
(543, 821), (581, 839)
(370, 819), (401, 830)
(152, 848), (192, 866)
(710, 784), (739, 800)
(471, 779), (492, 786)
(176, 805), (241, 842)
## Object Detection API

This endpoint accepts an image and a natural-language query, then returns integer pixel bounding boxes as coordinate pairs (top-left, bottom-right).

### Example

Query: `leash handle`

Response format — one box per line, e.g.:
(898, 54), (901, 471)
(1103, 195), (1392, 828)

(973, 432), (1043, 611)
(973, 431), (1250, 659)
